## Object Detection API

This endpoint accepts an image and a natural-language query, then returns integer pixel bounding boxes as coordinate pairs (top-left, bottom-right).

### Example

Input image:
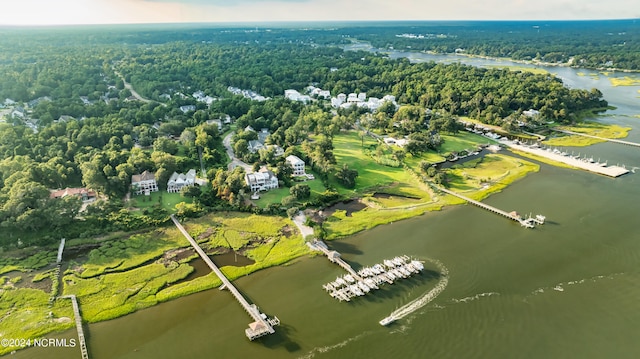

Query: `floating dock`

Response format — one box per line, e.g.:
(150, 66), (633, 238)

(309, 241), (424, 301)
(171, 215), (279, 340)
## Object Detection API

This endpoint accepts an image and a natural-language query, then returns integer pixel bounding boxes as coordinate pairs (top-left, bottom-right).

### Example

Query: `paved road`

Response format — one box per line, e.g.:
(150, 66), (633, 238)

(223, 132), (252, 171)
(292, 212), (315, 239)
(114, 70), (155, 104)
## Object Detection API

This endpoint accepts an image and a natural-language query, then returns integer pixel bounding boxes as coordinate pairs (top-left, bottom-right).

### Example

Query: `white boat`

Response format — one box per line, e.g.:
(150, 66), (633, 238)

(411, 260), (424, 271)
(379, 316), (396, 326)
(357, 281), (371, 293)
(344, 274), (356, 283)
(385, 271), (396, 280)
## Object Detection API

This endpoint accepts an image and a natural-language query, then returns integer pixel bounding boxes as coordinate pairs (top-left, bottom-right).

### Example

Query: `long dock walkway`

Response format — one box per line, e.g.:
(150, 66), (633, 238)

(59, 295), (88, 359)
(434, 186), (543, 228)
(308, 240), (363, 281)
(552, 129), (640, 148)
(170, 215), (279, 340)
(503, 139), (629, 177)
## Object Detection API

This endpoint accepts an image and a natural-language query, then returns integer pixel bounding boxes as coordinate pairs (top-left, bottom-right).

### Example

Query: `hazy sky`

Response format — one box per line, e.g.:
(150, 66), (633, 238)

(0, 0), (638, 26)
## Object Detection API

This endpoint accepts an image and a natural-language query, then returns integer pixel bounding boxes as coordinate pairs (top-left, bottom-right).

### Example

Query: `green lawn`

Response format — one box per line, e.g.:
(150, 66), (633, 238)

(330, 131), (422, 195)
(130, 191), (192, 213)
(253, 175), (326, 208)
(445, 154), (540, 201)
(404, 130), (492, 172)
(440, 131), (493, 154)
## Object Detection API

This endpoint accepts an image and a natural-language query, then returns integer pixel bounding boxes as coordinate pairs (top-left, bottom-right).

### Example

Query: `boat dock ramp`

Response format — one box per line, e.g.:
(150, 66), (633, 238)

(308, 240), (424, 301)
(171, 215), (279, 340)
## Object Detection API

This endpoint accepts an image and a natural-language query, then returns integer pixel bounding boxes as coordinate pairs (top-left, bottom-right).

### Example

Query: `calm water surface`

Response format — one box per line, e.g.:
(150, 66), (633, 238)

(15, 50), (640, 359)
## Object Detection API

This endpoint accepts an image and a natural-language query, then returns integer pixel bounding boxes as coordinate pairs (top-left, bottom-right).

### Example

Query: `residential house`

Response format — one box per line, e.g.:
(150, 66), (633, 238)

(284, 89), (311, 103)
(257, 128), (270, 144)
(167, 169), (197, 193)
(131, 171), (159, 195)
(265, 145), (285, 157)
(206, 119), (223, 132)
(11, 106), (26, 119)
(27, 97), (51, 108)
(523, 109), (540, 118)
(248, 140), (265, 153)
(179, 105), (196, 113)
(49, 187), (96, 202)
(245, 168), (279, 192)
(286, 155), (306, 176)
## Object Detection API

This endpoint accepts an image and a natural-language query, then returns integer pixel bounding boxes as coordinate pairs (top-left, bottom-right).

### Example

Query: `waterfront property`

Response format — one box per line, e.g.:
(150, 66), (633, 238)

(245, 167), (279, 192)
(286, 155), (306, 176)
(167, 169), (197, 193)
(131, 171), (159, 195)
(49, 187), (96, 202)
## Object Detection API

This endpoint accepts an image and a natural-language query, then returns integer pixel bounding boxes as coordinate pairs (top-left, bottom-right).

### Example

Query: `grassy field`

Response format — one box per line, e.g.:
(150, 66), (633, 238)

(440, 131), (493, 153)
(129, 191), (192, 213)
(445, 154), (540, 201)
(253, 175), (326, 208)
(404, 130), (493, 172)
(330, 131), (423, 196)
(544, 122), (632, 147)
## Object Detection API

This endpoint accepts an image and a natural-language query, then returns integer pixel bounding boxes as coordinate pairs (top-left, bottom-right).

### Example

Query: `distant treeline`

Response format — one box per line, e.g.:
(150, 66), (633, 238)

(1, 20), (637, 70)
(337, 20), (640, 70)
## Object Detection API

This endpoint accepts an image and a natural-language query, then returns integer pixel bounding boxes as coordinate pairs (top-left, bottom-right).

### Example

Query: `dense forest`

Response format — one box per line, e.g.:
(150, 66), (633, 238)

(0, 23), (611, 248)
(341, 20), (640, 70)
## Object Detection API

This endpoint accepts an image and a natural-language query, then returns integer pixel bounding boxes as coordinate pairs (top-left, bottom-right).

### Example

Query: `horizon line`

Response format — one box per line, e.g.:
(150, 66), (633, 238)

(0, 18), (638, 29)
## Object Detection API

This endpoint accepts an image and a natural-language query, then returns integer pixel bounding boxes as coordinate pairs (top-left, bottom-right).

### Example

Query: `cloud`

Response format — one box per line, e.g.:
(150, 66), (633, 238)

(138, 0), (313, 6)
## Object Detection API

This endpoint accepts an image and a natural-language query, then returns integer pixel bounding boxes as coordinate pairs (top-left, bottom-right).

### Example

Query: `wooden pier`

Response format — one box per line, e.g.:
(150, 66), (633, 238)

(170, 215), (279, 340)
(552, 129), (640, 148)
(59, 295), (88, 359)
(57, 238), (65, 264)
(308, 240), (363, 281)
(435, 186), (543, 228)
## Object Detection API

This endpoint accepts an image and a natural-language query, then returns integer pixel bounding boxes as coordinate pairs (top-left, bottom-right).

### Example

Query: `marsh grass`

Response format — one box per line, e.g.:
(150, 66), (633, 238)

(445, 154), (539, 201)
(544, 122), (631, 147)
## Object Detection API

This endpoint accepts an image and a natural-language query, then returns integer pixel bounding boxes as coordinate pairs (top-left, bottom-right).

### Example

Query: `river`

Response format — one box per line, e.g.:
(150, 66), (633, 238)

(15, 48), (640, 359)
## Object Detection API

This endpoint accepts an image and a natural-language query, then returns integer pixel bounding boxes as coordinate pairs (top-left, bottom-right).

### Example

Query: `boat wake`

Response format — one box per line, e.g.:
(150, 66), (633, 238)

(451, 292), (500, 303)
(527, 273), (624, 298)
(297, 331), (372, 359)
(380, 258), (449, 325)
